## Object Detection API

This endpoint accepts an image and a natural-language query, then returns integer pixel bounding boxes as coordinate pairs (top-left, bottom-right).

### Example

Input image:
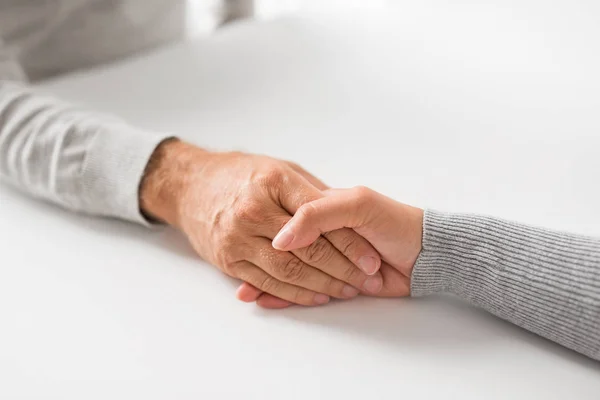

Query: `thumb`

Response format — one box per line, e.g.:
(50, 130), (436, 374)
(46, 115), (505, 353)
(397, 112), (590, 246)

(272, 186), (377, 251)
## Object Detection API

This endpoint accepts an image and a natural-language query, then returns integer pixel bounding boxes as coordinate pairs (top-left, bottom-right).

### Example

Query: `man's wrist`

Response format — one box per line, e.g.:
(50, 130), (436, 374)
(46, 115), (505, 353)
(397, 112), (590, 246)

(139, 139), (210, 226)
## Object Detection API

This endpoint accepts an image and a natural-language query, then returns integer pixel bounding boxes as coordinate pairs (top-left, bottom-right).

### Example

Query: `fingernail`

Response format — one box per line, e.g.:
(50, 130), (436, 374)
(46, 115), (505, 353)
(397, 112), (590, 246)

(358, 256), (379, 275)
(363, 276), (383, 294)
(342, 285), (360, 298)
(314, 294), (330, 305)
(273, 226), (294, 250)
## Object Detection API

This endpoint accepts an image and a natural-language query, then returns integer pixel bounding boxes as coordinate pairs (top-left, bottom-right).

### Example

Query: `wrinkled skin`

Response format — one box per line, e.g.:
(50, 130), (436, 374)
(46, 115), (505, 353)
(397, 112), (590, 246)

(140, 140), (385, 306)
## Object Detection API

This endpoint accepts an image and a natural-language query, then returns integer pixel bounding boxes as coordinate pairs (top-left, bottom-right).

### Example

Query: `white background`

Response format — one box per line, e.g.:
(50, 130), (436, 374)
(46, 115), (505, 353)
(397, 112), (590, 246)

(2, 1), (600, 399)
(187, 0), (390, 35)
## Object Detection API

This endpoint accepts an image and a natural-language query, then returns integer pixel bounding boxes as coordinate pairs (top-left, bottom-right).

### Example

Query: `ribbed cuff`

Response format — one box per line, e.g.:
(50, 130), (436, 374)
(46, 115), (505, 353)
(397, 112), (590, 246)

(411, 210), (460, 296)
(411, 209), (535, 298)
(410, 209), (600, 360)
(80, 122), (172, 226)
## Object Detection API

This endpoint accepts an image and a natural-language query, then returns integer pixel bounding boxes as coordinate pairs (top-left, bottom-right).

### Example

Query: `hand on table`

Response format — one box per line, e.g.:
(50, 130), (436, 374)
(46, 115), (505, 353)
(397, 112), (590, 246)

(140, 140), (384, 306)
(238, 186), (424, 308)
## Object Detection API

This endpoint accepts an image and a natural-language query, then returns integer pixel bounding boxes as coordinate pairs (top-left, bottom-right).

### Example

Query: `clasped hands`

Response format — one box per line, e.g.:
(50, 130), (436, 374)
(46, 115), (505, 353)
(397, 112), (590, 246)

(141, 140), (424, 309)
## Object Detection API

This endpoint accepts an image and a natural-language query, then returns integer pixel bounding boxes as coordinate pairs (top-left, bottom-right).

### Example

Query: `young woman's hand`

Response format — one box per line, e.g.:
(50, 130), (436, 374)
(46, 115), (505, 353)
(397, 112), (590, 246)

(237, 186), (424, 308)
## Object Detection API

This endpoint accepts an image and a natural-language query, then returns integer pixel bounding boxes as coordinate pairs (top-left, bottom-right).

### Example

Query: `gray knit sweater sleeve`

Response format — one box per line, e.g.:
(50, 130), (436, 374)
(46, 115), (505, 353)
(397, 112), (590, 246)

(411, 210), (600, 361)
(0, 81), (171, 224)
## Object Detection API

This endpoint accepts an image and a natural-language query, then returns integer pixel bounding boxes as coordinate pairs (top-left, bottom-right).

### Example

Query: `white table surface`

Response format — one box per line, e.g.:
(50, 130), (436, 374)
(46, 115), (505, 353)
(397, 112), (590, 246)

(2, 2), (600, 399)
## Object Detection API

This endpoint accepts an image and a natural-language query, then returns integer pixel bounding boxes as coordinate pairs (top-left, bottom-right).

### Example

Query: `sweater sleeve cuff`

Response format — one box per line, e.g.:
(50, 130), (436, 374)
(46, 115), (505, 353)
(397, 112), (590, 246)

(410, 209), (600, 360)
(410, 209), (498, 298)
(411, 210), (452, 296)
(80, 122), (173, 226)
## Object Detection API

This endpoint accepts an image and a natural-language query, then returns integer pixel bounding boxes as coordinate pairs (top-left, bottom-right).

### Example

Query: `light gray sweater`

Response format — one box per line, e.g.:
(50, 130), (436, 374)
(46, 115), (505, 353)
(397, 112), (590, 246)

(0, 0), (598, 362)
(413, 211), (599, 361)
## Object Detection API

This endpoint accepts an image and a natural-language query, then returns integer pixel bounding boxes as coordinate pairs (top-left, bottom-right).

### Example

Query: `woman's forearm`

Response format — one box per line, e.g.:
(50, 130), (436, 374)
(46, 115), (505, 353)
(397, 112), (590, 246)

(258, 186), (600, 360)
(412, 210), (600, 361)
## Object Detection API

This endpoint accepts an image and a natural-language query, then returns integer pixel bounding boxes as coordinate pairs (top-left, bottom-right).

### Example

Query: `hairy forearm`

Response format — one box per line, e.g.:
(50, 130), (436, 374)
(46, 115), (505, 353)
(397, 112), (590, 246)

(141, 139), (189, 226)
(140, 139), (218, 227)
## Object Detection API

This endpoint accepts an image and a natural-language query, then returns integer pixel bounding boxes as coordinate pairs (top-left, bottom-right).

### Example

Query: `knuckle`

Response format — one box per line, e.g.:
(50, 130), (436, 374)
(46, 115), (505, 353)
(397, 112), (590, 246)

(218, 229), (237, 254)
(279, 257), (308, 283)
(230, 185), (264, 223)
(215, 230), (244, 267)
(233, 197), (263, 224)
(341, 263), (364, 284)
(291, 287), (304, 304)
(326, 231), (356, 258)
(297, 202), (318, 221)
(258, 274), (278, 293)
(303, 237), (335, 265)
(221, 261), (239, 277)
(321, 275), (343, 297)
(352, 185), (374, 204)
(257, 164), (288, 187)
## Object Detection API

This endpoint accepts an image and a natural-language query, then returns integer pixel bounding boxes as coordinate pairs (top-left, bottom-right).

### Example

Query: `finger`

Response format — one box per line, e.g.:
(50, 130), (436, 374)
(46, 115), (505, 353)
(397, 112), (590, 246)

(273, 187), (377, 251)
(244, 263), (410, 305)
(236, 282), (263, 302)
(322, 229), (381, 275)
(277, 175), (382, 276)
(276, 171), (328, 215)
(299, 188), (382, 274)
(248, 238), (364, 299)
(286, 161), (329, 190)
(252, 263), (411, 304)
(234, 261), (330, 306)
(259, 213), (382, 293)
(257, 293), (294, 309)
(286, 183), (381, 275)
(237, 282), (294, 309)
(239, 262), (410, 306)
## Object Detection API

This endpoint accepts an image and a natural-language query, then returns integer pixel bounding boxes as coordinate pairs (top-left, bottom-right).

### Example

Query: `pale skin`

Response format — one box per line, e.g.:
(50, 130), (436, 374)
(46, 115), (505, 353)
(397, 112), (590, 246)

(140, 140), (386, 306)
(237, 186), (425, 309)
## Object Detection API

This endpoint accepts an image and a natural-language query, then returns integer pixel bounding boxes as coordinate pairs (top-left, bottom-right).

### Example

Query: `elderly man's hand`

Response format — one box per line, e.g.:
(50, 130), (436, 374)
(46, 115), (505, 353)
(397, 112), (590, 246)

(140, 140), (384, 306)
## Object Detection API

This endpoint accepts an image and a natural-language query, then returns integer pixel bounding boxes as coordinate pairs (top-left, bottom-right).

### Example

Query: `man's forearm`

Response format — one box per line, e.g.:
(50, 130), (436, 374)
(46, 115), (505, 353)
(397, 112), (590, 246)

(140, 139), (215, 227)
(0, 82), (171, 224)
(412, 210), (600, 360)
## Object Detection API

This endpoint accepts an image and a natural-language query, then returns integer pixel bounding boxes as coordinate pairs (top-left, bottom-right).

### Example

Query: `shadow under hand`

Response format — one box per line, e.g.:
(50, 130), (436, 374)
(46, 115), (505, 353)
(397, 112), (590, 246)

(258, 293), (600, 371)
(270, 295), (496, 355)
(2, 184), (199, 261)
(2, 184), (242, 287)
